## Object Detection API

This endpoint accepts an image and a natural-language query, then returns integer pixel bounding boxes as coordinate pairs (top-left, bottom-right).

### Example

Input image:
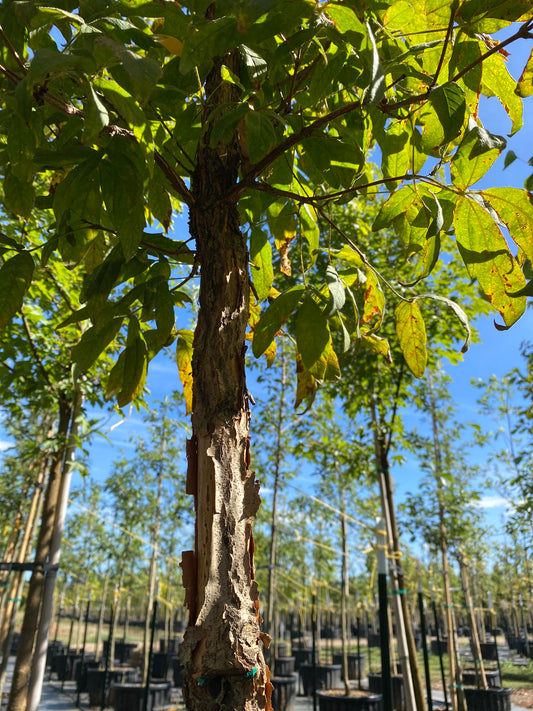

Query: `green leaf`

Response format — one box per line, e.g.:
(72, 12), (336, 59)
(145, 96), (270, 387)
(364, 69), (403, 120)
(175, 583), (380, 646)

(325, 265), (346, 314)
(516, 47), (533, 98)
(252, 285), (305, 358)
(395, 300), (427, 378)
(454, 195), (526, 327)
(176, 329), (194, 415)
(373, 185), (418, 231)
(106, 318), (148, 406)
(240, 45), (267, 81)
(84, 84), (110, 141)
(482, 188), (533, 263)
(380, 120), (411, 187)
(300, 203), (319, 261)
(243, 109), (280, 164)
(141, 232), (194, 264)
(99, 148), (146, 261)
(419, 293), (472, 354)
(503, 150), (518, 169)
(428, 82), (466, 146)
(3, 171), (35, 219)
(148, 175), (172, 232)
(105, 41), (162, 105)
(0, 252), (34, 332)
(294, 296), (331, 373)
(451, 123), (506, 189)
(153, 281), (175, 349)
(326, 5), (365, 34)
(71, 317), (124, 373)
(250, 227), (273, 303)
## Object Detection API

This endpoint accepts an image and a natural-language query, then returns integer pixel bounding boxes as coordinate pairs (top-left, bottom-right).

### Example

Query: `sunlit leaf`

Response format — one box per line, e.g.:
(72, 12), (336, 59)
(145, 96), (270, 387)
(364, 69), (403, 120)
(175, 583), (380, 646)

(454, 194), (526, 327)
(176, 329), (194, 415)
(294, 295), (330, 372)
(252, 285), (305, 358)
(395, 300), (427, 378)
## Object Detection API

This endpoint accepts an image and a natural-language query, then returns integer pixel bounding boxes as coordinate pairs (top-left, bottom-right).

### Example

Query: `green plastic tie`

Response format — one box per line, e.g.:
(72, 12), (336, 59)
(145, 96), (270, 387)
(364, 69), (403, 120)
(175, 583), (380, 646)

(394, 589), (406, 595)
(197, 677), (206, 687)
(245, 667), (258, 679)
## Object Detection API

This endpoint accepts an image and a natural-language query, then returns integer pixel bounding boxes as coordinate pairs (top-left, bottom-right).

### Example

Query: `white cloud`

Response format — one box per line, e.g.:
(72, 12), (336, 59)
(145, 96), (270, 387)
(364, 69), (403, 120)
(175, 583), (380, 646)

(473, 495), (512, 510)
(0, 441), (13, 452)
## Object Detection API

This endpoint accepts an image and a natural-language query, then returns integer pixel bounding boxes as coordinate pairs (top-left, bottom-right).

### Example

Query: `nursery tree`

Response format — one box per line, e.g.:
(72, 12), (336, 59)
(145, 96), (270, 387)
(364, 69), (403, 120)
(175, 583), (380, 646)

(1, 2), (533, 709)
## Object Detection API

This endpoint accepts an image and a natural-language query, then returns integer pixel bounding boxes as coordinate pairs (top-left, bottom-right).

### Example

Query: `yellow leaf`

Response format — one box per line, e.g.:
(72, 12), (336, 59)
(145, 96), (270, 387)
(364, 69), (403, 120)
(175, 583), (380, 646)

(176, 329), (194, 414)
(154, 34), (183, 56)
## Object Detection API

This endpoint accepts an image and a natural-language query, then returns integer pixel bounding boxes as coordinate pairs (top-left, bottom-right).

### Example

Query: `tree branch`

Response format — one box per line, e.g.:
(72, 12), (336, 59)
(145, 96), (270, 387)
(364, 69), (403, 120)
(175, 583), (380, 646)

(385, 17), (533, 113)
(21, 310), (55, 391)
(20, 81), (195, 207)
(0, 24), (27, 74)
(249, 173), (427, 205)
(231, 99), (362, 198)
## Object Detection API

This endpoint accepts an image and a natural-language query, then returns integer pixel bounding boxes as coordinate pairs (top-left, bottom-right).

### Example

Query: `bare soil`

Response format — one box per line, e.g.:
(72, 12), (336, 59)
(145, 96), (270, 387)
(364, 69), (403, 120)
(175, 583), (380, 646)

(512, 687), (533, 709)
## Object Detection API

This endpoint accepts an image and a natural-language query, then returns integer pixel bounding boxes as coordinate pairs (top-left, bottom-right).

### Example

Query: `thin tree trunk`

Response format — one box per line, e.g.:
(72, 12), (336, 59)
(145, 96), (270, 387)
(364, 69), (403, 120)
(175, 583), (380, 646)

(340, 490), (350, 696)
(267, 345), (287, 661)
(180, 51), (268, 711)
(27, 390), (82, 711)
(370, 401), (422, 711)
(7, 394), (72, 711)
(95, 573), (109, 663)
(0, 465), (46, 700)
(0, 453), (47, 654)
(428, 372), (465, 711)
(142, 411), (166, 684)
(457, 554), (488, 690)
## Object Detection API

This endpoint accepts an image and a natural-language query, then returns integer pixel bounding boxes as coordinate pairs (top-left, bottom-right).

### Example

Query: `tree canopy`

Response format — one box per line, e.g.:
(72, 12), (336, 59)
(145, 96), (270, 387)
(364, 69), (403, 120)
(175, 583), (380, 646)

(1, 1), (533, 709)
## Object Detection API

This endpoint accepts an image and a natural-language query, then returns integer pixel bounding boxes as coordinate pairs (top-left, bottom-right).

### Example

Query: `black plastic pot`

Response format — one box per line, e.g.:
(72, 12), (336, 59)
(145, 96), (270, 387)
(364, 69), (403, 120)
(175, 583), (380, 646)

(274, 657), (296, 677)
(367, 673), (405, 711)
(299, 664), (341, 695)
(74, 657), (98, 692)
(53, 652), (82, 681)
(293, 648), (318, 670)
(316, 690), (383, 711)
(462, 669), (501, 688)
(103, 640), (138, 664)
(430, 639), (448, 655)
(276, 642), (289, 657)
(367, 633), (381, 648)
(151, 651), (170, 679)
(331, 654), (365, 681)
(113, 681), (172, 711)
(86, 667), (140, 707)
(463, 687), (512, 711)
(479, 642), (498, 661)
(271, 674), (298, 711)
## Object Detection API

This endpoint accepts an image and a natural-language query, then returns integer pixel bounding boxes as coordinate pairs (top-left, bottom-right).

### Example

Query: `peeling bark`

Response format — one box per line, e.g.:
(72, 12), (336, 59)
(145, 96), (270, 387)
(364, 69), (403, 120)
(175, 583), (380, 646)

(180, 53), (269, 711)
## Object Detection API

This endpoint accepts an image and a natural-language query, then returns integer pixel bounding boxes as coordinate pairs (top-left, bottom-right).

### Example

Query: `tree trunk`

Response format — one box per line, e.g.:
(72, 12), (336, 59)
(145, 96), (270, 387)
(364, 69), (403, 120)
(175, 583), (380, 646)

(0, 459), (46, 700)
(180, 53), (268, 711)
(0, 453), (47, 654)
(370, 401), (423, 711)
(457, 553), (488, 690)
(428, 373), (466, 711)
(7, 394), (72, 711)
(95, 573), (109, 663)
(267, 346), (287, 661)
(142, 413), (165, 684)
(340, 490), (350, 696)
(27, 389), (83, 711)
